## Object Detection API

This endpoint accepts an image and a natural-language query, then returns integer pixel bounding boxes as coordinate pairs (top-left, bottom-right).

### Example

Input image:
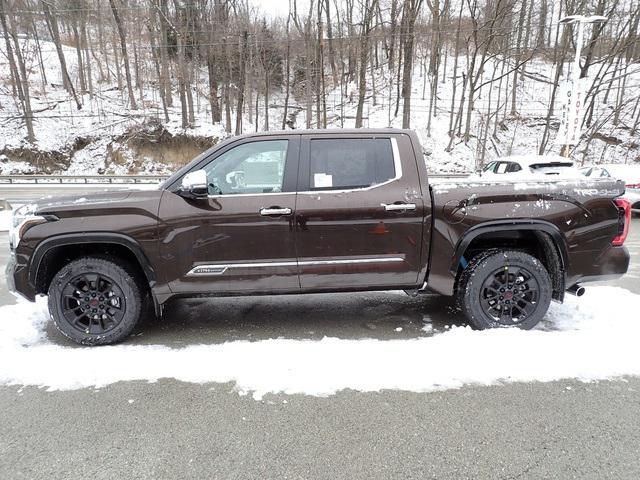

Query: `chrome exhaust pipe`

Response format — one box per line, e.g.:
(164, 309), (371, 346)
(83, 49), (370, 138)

(567, 284), (585, 297)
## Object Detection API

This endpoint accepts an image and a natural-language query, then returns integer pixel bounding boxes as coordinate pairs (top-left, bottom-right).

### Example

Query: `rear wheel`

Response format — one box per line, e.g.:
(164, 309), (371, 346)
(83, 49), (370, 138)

(457, 250), (552, 330)
(47, 257), (143, 345)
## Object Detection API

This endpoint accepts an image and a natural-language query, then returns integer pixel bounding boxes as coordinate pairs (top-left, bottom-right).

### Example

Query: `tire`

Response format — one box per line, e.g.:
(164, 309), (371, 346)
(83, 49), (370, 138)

(47, 256), (143, 345)
(457, 249), (552, 330)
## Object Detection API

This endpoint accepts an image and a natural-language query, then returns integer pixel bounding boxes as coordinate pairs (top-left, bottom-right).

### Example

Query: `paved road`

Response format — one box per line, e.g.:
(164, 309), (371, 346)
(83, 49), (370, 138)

(0, 218), (638, 478)
(2, 378), (640, 479)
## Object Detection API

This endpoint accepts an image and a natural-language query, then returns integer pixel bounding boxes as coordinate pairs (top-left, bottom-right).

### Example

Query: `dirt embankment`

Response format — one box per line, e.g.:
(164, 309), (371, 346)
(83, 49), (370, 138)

(0, 120), (220, 175)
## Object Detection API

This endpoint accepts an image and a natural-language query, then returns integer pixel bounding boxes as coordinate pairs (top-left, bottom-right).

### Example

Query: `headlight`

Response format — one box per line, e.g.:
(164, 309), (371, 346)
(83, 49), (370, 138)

(9, 204), (47, 249)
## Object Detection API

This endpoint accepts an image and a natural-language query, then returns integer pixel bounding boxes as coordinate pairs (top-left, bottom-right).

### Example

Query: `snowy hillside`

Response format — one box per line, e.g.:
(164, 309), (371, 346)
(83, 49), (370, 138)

(2, 37), (640, 175)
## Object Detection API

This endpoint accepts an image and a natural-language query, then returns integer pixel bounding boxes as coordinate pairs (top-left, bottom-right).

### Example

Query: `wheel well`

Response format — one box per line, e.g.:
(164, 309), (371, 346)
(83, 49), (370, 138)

(35, 243), (151, 296)
(456, 229), (566, 301)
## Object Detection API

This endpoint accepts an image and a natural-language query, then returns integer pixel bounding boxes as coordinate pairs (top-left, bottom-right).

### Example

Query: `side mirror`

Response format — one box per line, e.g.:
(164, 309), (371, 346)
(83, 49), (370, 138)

(180, 169), (208, 198)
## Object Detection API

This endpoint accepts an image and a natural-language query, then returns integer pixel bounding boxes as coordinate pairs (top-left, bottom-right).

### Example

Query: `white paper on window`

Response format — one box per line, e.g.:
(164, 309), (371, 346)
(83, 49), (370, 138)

(314, 173), (333, 188)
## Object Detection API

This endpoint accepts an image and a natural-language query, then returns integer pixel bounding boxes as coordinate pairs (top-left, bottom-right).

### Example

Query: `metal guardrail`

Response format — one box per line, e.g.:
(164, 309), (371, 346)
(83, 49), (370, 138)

(0, 173), (468, 185)
(430, 174), (469, 178)
(0, 175), (168, 185)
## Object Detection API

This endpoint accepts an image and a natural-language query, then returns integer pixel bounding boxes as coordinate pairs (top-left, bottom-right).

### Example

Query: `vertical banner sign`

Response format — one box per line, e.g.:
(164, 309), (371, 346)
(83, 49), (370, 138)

(557, 78), (587, 146)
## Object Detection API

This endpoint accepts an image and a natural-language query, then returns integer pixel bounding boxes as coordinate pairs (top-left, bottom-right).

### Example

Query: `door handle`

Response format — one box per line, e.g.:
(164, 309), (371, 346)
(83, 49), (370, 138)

(260, 207), (292, 216)
(381, 203), (416, 212)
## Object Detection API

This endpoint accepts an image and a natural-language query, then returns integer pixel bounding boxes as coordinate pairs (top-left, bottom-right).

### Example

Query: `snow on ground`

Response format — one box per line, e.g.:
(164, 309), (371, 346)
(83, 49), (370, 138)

(0, 286), (638, 399)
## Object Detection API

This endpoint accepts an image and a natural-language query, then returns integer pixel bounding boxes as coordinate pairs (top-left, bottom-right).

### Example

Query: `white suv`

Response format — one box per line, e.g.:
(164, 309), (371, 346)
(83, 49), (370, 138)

(475, 155), (580, 179)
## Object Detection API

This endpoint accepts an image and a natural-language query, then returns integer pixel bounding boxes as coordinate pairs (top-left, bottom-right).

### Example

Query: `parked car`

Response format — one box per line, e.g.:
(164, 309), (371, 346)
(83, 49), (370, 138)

(580, 164), (640, 214)
(474, 155), (580, 179)
(6, 129), (631, 345)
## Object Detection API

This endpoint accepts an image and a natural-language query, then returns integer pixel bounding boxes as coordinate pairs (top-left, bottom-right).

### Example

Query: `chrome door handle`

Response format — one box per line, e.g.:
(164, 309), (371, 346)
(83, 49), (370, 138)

(260, 207), (292, 216)
(382, 203), (416, 211)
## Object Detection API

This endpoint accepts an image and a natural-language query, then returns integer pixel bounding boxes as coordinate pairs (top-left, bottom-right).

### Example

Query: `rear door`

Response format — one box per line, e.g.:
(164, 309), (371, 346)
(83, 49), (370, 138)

(294, 133), (425, 290)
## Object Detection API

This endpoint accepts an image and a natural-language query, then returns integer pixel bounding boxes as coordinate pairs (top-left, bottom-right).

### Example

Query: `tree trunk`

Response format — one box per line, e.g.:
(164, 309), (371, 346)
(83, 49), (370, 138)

(355, 0), (378, 128)
(147, 19), (170, 122)
(282, 36), (291, 129)
(41, 0), (82, 109)
(81, 20), (93, 98)
(510, 1), (527, 115)
(324, 0), (338, 85)
(1, 1), (35, 142)
(109, 0), (138, 109)
(72, 20), (87, 93)
(401, 0), (422, 129)
(207, 54), (221, 123)
(235, 32), (248, 135)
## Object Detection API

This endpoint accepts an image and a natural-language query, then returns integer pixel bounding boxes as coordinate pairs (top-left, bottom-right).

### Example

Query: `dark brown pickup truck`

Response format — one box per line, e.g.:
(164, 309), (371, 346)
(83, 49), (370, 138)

(6, 129), (631, 345)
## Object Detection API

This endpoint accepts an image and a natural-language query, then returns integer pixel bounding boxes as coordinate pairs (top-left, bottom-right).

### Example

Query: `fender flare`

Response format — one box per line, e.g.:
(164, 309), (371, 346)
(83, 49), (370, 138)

(450, 219), (569, 275)
(29, 232), (157, 289)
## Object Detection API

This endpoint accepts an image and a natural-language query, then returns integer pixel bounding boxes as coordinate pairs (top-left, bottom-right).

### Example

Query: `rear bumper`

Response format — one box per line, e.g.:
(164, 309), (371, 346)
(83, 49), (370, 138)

(572, 245), (630, 284)
(5, 250), (36, 302)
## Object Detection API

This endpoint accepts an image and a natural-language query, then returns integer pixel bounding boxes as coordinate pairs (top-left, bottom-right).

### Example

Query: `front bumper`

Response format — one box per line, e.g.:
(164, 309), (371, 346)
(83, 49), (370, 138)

(5, 249), (36, 301)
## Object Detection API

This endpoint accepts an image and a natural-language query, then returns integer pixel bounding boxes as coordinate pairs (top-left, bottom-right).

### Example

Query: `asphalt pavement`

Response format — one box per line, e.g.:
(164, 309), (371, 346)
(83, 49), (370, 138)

(0, 216), (639, 479)
(2, 378), (640, 479)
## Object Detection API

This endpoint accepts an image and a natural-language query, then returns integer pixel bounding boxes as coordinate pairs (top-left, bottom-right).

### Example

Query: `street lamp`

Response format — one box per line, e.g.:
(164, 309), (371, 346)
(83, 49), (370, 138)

(560, 15), (608, 84)
(557, 15), (608, 155)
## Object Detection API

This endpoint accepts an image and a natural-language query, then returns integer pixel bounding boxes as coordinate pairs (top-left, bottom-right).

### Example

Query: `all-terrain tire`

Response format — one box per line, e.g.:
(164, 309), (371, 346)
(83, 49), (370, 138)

(457, 249), (552, 330)
(47, 256), (143, 345)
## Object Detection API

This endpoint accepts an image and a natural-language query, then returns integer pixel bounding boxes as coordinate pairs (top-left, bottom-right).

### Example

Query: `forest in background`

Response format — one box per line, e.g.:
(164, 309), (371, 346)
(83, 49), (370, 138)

(1, 0), (640, 174)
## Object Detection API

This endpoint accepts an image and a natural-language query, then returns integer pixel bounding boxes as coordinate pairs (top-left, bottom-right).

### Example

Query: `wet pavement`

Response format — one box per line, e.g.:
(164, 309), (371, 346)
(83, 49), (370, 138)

(0, 220), (638, 479)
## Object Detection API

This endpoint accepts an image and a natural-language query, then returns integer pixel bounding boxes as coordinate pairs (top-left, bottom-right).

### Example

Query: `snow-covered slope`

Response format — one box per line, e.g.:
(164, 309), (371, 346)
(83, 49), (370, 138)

(2, 38), (639, 175)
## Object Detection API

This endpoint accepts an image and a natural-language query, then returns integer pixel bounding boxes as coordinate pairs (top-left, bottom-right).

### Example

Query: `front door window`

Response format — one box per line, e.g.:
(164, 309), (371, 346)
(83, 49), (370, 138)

(203, 140), (289, 195)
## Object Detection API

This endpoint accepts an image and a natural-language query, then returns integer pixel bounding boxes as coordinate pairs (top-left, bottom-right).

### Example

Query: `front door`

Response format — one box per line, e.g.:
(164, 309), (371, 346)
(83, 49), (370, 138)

(158, 136), (300, 294)
(294, 133), (426, 290)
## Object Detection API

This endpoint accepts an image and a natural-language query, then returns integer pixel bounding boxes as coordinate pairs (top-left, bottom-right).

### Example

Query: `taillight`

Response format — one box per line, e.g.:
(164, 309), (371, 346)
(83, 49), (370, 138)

(626, 183), (640, 189)
(612, 198), (631, 246)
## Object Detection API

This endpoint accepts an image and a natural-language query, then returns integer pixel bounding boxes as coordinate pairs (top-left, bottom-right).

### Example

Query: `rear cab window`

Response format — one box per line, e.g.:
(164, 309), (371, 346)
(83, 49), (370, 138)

(308, 138), (396, 191)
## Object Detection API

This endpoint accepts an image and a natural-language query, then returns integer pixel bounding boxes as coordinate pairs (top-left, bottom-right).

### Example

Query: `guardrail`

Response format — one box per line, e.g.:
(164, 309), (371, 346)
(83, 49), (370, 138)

(0, 175), (168, 185)
(0, 173), (468, 185)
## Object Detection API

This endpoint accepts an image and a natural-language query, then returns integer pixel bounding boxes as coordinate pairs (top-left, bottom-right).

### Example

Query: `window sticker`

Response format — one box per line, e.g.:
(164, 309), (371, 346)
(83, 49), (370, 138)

(314, 173), (333, 188)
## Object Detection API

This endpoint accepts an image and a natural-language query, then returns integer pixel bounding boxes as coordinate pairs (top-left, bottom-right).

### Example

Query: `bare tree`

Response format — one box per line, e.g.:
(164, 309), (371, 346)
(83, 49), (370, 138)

(109, 0), (138, 109)
(355, 0), (379, 128)
(0, 0), (35, 142)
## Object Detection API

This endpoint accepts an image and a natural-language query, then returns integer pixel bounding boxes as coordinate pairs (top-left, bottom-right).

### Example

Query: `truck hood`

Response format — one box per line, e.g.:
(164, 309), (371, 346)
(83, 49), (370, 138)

(30, 189), (164, 217)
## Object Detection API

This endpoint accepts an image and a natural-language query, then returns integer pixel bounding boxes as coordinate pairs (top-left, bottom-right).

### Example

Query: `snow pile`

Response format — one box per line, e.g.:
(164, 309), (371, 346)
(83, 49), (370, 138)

(0, 287), (639, 399)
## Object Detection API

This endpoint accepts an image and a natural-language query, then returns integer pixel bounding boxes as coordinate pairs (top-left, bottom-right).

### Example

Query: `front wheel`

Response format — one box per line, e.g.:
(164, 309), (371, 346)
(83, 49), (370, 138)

(457, 250), (552, 330)
(47, 257), (143, 345)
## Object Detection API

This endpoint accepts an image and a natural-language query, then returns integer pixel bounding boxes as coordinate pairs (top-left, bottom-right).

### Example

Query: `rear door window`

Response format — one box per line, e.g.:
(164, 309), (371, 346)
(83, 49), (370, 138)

(495, 162), (509, 174)
(308, 138), (396, 190)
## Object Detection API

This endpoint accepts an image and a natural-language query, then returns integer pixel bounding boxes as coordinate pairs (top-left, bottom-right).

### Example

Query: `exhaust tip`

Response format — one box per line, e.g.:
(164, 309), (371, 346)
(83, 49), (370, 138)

(567, 284), (586, 297)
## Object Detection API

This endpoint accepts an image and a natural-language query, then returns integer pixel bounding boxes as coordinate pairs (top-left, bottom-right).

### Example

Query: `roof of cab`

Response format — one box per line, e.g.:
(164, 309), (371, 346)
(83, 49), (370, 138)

(232, 128), (414, 139)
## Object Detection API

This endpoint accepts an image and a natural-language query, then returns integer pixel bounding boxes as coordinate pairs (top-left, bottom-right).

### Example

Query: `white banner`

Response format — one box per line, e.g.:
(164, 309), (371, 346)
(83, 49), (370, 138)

(557, 78), (588, 146)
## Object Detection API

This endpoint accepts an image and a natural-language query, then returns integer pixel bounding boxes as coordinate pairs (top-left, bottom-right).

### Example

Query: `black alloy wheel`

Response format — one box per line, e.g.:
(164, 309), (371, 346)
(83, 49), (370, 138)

(457, 249), (552, 330)
(479, 265), (540, 325)
(60, 272), (126, 335)
(48, 257), (143, 345)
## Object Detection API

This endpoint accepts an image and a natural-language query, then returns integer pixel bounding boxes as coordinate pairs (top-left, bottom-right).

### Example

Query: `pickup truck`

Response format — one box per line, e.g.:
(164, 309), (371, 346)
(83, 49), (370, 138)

(6, 129), (631, 345)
